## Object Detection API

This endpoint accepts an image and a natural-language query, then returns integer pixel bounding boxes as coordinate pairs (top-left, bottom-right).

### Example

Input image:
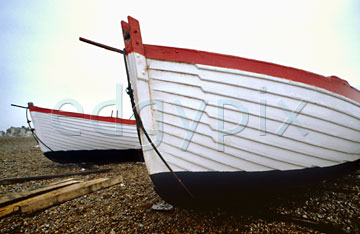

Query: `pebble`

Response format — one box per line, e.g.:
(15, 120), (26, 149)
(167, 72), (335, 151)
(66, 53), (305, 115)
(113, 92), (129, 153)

(0, 137), (359, 233)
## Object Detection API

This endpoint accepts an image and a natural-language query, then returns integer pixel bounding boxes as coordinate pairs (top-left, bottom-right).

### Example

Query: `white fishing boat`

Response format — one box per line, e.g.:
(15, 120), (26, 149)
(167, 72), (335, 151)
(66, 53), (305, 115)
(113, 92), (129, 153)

(119, 17), (360, 206)
(27, 103), (142, 164)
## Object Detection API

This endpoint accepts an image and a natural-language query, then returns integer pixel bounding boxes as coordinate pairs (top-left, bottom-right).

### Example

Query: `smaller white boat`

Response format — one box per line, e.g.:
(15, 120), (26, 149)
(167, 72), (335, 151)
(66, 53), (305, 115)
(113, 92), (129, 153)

(27, 103), (142, 164)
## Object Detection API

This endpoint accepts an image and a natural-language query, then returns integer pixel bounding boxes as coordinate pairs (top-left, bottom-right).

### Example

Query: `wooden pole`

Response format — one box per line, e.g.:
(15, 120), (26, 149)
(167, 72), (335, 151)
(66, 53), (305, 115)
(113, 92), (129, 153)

(79, 37), (124, 54)
(0, 168), (112, 185)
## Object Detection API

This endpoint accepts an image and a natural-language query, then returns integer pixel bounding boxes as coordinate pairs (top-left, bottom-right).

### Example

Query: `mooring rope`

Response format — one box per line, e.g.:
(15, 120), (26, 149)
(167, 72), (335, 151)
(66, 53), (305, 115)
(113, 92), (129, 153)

(25, 107), (54, 152)
(122, 49), (195, 199)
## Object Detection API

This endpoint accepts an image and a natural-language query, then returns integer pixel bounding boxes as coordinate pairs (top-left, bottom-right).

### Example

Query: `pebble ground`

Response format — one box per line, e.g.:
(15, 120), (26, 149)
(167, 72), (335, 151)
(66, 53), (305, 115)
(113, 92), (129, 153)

(0, 137), (359, 233)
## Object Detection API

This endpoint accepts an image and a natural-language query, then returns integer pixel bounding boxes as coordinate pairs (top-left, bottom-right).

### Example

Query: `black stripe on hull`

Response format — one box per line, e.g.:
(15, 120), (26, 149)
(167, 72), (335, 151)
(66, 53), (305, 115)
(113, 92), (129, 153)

(44, 149), (143, 164)
(150, 159), (360, 208)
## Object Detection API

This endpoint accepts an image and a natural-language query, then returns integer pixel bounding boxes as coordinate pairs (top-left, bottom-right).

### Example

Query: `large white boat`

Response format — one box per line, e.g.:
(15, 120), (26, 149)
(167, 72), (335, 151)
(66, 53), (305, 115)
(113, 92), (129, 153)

(121, 16), (360, 206)
(28, 103), (142, 164)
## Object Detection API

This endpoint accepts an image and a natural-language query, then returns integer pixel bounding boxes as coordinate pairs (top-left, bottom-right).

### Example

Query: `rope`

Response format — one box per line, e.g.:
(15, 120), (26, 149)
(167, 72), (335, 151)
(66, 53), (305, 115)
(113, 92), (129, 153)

(26, 107), (54, 152)
(123, 50), (194, 199)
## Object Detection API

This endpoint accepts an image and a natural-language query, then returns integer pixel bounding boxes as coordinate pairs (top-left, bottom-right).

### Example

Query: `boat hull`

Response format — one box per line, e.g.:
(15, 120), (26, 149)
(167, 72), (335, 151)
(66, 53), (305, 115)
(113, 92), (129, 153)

(44, 149), (143, 164)
(150, 160), (360, 207)
(29, 105), (142, 164)
(121, 16), (360, 206)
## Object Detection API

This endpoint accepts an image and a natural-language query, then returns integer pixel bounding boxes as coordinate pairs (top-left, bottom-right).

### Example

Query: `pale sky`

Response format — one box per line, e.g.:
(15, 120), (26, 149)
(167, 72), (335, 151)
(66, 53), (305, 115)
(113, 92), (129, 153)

(1, 0), (359, 131)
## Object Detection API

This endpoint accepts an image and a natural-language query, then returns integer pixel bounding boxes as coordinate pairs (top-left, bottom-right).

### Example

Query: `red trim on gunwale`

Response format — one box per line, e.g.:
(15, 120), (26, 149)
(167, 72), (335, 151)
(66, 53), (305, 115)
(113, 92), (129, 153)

(28, 105), (137, 125)
(122, 16), (360, 104)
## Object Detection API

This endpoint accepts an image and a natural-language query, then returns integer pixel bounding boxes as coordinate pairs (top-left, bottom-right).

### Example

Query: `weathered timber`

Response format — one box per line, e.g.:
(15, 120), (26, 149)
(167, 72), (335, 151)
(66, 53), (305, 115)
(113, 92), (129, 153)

(21, 176), (122, 214)
(0, 168), (112, 185)
(0, 179), (82, 207)
(0, 176), (122, 217)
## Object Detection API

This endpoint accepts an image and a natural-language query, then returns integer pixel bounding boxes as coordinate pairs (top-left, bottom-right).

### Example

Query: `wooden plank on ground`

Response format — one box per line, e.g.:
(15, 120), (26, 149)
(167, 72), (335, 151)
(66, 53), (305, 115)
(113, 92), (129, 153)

(0, 176), (122, 217)
(0, 168), (112, 185)
(0, 178), (82, 206)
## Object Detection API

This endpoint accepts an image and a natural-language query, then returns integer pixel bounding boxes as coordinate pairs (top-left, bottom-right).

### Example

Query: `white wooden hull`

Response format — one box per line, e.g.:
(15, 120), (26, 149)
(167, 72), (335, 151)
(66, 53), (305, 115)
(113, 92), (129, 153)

(29, 105), (141, 164)
(121, 17), (360, 205)
(131, 58), (360, 173)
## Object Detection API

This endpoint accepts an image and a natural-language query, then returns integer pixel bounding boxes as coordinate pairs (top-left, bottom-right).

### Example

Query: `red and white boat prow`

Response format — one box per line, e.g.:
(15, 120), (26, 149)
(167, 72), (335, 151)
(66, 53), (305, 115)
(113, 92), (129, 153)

(28, 103), (142, 164)
(121, 16), (360, 206)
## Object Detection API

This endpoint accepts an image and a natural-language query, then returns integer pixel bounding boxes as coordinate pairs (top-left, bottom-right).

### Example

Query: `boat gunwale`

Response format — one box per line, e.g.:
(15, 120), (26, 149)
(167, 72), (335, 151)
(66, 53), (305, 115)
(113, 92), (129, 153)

(148, 60), (360, 110)
(122, 16), (360, 104)
(29, 105), (137, 125)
